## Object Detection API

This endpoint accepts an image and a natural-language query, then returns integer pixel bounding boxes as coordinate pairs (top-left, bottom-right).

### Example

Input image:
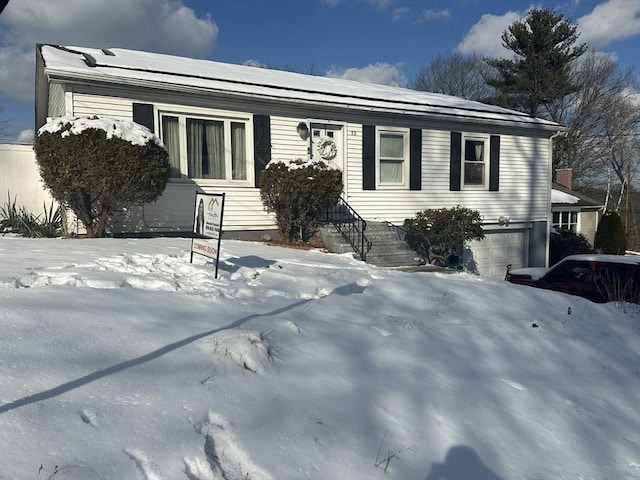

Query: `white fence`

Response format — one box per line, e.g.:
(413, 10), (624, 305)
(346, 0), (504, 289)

(0, 144), (56, 215)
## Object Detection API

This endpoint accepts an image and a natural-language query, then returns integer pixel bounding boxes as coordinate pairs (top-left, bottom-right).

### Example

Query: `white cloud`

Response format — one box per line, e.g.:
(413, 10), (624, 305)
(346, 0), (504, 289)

(623, 87), (640, 107)
(17, 129), (34, 143)
(416, 9), (451, 23)
(325, 62), (407, 87)
(392, 6), (410, 21)
(0, 0), (218, 101)
(577, 0), (640, 47)
(457, 11), (523, 58)
(0, 46), (35, 101)
(364, 0), (394, 8)
(323, 0), (394, 10)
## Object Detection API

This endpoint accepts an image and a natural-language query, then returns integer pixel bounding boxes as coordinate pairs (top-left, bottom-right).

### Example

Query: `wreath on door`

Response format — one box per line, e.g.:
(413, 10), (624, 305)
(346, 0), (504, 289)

(316, 136), (337, 160)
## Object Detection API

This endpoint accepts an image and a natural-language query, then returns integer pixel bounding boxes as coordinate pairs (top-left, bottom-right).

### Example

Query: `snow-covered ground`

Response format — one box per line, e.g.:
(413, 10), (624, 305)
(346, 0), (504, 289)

(0, 236), (638, 480)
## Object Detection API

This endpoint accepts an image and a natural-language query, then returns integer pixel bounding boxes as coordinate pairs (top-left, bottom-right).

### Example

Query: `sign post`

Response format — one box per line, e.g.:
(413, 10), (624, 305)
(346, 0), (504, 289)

(190, 192), (225, 278)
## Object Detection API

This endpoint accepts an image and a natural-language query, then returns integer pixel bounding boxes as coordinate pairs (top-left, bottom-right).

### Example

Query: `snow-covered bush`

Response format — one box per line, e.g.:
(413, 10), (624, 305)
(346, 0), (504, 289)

(34, 116), (170, 238)
(259, 158), (342, 242)
(403, 206), (484, 268)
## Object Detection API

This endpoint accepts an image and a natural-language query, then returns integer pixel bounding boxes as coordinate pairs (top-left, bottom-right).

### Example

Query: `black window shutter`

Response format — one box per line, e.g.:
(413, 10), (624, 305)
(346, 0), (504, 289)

(132, 103), (154, 133)
(409, 128), (422, 190)
(362, 125), (376, 190)
(253, 115), (271, 187)
(489, 135), (500, 191)
(449, 132), (462, 191)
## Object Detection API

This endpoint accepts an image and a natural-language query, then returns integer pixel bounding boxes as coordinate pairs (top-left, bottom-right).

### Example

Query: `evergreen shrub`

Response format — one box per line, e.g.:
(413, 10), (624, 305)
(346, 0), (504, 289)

(404, 206), (484, 268)
(594, 211), (627, 254)
(34, 116), (170, 238)
(259, 159), (343, 242)
(549, 228), (593, 265)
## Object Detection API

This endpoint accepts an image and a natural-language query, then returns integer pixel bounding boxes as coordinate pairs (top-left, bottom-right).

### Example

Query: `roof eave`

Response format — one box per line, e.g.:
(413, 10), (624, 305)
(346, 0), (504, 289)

(43, 67), (565, 133)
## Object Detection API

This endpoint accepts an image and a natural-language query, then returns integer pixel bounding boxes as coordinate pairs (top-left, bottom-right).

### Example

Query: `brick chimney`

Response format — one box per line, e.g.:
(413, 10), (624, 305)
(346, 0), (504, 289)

(555, 168), (573, 189)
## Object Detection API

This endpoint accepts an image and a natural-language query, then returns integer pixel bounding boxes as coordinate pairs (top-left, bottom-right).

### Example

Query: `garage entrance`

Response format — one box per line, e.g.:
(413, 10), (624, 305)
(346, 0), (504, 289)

(466, 230), (527, 277)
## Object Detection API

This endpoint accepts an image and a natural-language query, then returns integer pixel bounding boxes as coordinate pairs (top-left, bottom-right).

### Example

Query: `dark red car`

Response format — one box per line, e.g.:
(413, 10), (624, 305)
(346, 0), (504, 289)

(505, 254), (640, 304)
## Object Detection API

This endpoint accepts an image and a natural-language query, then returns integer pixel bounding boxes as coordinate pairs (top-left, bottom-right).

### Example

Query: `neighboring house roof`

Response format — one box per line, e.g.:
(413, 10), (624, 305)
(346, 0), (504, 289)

(37, 44), (564, 132)
(551, 183), (604, 209)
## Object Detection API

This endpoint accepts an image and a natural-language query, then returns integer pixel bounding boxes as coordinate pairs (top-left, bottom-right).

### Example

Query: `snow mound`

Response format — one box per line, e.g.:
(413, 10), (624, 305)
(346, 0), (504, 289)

(211, 329), (278, 373)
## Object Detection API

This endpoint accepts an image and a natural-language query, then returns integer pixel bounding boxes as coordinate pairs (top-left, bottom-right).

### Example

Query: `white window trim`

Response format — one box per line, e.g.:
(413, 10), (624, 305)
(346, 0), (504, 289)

(157, 106), (254, 186)
(552, 208), (580, 232)
(461, 134), (489, 189)
(376, 126), (410, 189)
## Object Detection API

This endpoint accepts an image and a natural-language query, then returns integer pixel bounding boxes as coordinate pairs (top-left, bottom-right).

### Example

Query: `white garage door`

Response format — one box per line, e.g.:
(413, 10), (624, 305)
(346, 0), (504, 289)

(466, 230), (527, 277)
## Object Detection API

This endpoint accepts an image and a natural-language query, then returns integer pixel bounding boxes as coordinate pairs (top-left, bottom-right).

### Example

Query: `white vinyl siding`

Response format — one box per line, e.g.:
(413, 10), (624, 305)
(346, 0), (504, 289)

(48, 83), (66, 117)
(63, 89), (277, 233)
(108, 183), (275, 233)
(270, 116), (310, 161)
(55, 86), (552, 237)
(343, 129), (550, 227)
(73, 93), (132, 119)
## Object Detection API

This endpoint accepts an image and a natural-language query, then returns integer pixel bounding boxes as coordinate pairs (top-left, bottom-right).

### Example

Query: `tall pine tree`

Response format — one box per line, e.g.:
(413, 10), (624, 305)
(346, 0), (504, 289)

(485, 8), (587, 118)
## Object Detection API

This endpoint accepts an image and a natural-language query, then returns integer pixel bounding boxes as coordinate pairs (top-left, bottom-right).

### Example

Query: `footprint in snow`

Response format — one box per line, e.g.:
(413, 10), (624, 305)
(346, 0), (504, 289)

(80, 409), (98, 428)
(124, 448), (163, 480)
(184, 411), (274, 480)
(371, 326), (392, 337)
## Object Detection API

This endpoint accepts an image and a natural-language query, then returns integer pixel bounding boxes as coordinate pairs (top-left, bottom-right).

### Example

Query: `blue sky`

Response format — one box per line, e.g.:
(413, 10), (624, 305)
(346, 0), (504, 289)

(0, 0), (638, 142)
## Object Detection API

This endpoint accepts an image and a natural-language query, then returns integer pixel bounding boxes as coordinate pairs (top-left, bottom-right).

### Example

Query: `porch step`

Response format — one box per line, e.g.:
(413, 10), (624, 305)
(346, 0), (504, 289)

(318, 221), (423, 268)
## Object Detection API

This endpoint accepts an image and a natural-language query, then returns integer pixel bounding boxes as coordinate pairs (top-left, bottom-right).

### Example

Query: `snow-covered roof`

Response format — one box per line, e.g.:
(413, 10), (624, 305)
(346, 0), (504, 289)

(38, 44), (563, 131)
(551, 189), (580, 204)
(551, 183), (603, 208)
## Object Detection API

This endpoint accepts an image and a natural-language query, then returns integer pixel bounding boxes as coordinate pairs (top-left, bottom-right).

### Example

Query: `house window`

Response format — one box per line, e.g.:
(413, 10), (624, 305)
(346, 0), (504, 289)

(553, 211), (578, 232)
(463, 136), (488, 186)
(159, 111), (250, 182)
(377, 128), (409, 186)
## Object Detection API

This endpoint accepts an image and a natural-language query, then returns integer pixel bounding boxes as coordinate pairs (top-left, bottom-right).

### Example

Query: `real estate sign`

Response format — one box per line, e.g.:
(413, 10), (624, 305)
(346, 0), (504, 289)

(190, 192), (225, 278)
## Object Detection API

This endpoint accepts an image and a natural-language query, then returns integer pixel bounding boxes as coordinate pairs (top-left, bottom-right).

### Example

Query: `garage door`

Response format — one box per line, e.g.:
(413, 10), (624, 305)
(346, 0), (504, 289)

(465, 230), (527, 277)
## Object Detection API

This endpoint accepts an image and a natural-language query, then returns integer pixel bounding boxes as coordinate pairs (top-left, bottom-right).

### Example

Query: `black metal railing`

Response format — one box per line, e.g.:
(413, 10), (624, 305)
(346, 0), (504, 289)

(385, 221), (408, 241)
(322, 197), (371, 261)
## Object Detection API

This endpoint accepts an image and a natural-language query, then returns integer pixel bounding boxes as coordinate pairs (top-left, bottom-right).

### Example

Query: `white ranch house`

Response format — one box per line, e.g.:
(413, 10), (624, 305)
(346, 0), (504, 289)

(6, 44), (566, 276)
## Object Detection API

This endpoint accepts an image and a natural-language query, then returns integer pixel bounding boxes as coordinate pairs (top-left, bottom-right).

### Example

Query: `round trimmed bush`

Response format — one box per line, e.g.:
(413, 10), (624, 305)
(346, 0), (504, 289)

(34, 116), (170, 238)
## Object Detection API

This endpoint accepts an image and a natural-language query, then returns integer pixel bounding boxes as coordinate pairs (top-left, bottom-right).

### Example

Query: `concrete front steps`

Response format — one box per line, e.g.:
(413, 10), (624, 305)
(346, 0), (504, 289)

(318, 221), (423, 268)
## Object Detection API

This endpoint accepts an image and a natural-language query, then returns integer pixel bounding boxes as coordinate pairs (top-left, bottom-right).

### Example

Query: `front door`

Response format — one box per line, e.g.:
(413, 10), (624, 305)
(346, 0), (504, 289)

(309, 123), (343, 172)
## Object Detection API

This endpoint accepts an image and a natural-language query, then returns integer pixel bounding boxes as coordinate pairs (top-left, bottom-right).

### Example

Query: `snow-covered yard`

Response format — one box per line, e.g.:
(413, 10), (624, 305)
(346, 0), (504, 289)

(0, 236), (638, 479)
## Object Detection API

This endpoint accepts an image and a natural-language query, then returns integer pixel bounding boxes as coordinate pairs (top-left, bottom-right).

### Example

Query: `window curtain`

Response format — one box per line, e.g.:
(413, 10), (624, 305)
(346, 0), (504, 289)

(380, 134), (403, 183)
(161, 116), (181, 178)
(187, 119), (204, 178)
(475, 143), (483, 161)
(187, 119), (224, 179)
(231, 122), (246, 180)
(205, 120), (225, 179)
